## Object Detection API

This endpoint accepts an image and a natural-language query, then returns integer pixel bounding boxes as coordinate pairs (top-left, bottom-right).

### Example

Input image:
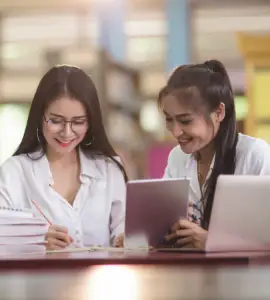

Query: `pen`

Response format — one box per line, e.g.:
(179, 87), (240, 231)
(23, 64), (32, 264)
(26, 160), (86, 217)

(31, 199), (52, 225)
(31, 200), (79, 248)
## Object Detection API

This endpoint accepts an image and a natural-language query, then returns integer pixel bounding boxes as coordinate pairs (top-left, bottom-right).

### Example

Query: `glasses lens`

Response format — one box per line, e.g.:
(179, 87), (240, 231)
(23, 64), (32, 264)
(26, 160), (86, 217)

(46, 119), (88, 133)
(47, 119), (64, 133)
(71, 121), (88, 133)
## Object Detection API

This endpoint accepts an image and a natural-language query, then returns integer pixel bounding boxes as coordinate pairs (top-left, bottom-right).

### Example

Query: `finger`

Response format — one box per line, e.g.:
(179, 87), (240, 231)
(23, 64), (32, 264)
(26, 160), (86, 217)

(49, 231), (71, 243)
(166, 229), (193, 241)
(46, 242), (65, 251)
(114, 236), (124, 248)
(69, 235), (74, 243)
(50, 225), (68, 233)
(48, 238), (68, 249)
(179, 219), (197, 229)
(53, 239), (69, 248)
(176, 236), (193, 246)
(114, 241), (122, 248)
(46, 244), (65, 251)
(171, 221), (182, 232)
(188, 201), (196, 208)
(188, 212), (193, 218)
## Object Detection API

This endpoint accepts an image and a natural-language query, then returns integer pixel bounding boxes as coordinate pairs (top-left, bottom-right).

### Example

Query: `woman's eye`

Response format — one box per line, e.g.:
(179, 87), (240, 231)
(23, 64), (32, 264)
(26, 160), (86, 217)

(180, 120), (192, 125)
(73, 120), (86, 125)
(49, 119), (62, 124)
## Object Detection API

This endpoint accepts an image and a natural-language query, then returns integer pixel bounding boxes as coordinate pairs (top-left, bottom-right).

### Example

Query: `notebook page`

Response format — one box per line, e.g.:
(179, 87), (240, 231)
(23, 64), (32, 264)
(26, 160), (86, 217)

(0, 206), (34, 218)
(0, 217), (47, 225)
(0, 224), (48, 236)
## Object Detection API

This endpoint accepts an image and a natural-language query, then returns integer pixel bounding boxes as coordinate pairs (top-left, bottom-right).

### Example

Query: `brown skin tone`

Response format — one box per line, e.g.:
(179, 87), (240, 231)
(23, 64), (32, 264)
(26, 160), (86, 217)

(162, 94), (225, 249)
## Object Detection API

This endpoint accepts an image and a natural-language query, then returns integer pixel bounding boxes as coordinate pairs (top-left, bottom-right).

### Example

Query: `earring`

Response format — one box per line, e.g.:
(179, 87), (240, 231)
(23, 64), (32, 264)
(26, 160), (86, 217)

(36, 128), (41, 143)
(84, 136), (95, 146)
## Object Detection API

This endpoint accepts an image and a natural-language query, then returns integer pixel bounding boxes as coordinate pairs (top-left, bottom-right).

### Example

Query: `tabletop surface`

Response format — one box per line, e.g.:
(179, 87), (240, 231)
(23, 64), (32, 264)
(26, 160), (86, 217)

(1, 264), (270, 300)
(1, 247), (270, 299)
(0, 247), (270, 270)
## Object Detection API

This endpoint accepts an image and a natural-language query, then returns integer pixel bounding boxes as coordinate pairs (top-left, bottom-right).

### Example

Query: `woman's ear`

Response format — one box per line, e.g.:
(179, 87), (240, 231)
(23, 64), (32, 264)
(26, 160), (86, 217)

(215, 102), (225, 123)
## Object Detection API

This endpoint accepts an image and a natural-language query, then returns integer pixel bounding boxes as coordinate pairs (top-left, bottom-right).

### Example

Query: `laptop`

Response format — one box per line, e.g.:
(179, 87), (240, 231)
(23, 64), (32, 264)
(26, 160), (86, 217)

(158, 175), (270, 253)
(124, 178), (190, 249)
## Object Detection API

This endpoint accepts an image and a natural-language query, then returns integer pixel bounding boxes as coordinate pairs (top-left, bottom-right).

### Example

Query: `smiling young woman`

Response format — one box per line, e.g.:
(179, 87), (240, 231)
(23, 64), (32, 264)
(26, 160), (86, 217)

(159, 59), (270, 249)
(0, 65), (128, 250)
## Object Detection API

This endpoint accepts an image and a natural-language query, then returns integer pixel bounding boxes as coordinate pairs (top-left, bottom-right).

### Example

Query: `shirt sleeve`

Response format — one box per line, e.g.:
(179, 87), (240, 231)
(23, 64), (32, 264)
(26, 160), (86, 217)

(244, 139), (270, 175)
(0, 159), (17, 206)
(0, 157), (27, 208)
(109, 159), (126, 240)
(163, 147), (178, 178)
(163, 164), (172, 178)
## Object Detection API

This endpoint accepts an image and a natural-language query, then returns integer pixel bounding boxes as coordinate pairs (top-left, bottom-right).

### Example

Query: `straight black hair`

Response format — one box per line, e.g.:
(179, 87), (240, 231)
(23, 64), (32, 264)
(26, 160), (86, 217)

(14, 65), (128, 182)
(158, 59), (238, 229)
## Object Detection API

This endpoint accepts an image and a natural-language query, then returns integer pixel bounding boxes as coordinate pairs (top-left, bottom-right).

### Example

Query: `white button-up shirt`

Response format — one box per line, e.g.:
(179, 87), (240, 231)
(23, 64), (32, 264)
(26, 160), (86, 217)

(0, 149), (126, 247)
(164, 133), (270, 223)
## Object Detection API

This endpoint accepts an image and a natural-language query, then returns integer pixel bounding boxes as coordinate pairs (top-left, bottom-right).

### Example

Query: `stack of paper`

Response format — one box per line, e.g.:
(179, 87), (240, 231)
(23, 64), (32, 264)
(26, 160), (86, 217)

(0, 206), (48, 246)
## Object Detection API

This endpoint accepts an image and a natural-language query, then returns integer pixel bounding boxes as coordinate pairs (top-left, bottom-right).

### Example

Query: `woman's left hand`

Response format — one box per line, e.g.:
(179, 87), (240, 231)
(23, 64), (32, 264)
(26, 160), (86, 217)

(165, 219), (208, 249)
(113, 233), (124, 248)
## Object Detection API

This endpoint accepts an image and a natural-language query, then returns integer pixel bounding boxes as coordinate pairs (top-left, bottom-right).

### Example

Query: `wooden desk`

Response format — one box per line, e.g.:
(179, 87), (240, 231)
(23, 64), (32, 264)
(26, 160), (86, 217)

(1, 264), (270, 299)
(1, 249), (270, 270)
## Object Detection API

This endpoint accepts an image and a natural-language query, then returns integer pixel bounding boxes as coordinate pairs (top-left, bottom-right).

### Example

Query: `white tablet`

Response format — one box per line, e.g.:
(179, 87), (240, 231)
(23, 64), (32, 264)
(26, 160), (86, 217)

(124, 178), (190, 248)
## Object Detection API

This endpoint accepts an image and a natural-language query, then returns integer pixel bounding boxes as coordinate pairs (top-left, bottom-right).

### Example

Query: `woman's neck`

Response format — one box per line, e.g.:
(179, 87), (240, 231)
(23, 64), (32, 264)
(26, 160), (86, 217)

(46, 148), (78, 168)
(197, 142), (215, 164)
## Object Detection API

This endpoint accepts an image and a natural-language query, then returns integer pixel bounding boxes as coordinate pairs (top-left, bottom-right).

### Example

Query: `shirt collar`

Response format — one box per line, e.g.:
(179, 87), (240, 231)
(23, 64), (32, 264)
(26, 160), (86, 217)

(79, 148), (103, 180)
(31, 148), (103, 185)
(185, 152), (216, 171)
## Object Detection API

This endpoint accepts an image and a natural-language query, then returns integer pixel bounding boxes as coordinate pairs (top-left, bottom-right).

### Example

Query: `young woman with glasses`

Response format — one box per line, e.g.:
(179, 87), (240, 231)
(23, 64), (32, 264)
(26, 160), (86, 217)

(159, 60), (270, 249)
(0, 65), (128, 250)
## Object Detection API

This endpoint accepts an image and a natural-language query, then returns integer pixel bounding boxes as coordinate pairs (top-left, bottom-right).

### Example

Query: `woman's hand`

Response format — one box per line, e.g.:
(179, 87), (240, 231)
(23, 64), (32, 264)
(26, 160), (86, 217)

(165, 220), (208, 249)
(113, 233), (124, 248)
(45, 225), (73, 250)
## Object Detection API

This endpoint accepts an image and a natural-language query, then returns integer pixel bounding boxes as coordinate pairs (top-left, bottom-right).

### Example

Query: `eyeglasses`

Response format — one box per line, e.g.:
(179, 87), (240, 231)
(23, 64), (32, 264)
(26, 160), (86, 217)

(44, 117), (88, 134)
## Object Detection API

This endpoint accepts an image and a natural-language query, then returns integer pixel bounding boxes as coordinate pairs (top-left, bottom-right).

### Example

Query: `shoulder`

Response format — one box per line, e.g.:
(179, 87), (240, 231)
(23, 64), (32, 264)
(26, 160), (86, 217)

(0, 155), (27, 179)
(164, 144), (190, 177)
(236, 133), (270, 159)
(167, 145), (189, 168)
(236, 133), (270, 174)
(0, 154), (31, 192)
(93, 156), (126, 198)
(91, 155), (126, 182)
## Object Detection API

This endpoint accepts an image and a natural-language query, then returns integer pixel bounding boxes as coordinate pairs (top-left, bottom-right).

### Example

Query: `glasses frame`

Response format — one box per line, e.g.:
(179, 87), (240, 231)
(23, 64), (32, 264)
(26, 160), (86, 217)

(43, 116), (88, 134)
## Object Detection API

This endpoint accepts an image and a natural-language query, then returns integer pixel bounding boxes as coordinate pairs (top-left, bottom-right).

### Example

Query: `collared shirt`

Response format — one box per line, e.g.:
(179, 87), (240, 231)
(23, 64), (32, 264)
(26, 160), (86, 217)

(163, 133), (270, 224)
(0, 149), (126, 247)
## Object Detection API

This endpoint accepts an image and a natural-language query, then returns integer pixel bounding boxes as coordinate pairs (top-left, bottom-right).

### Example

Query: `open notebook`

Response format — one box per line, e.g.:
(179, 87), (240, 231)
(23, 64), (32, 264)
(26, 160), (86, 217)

(0, 206), (48, 245)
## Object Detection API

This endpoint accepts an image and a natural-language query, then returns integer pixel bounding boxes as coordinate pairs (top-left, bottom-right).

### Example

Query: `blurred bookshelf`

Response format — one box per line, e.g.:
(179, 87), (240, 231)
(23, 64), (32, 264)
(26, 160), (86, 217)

(0, 43), (149, 178)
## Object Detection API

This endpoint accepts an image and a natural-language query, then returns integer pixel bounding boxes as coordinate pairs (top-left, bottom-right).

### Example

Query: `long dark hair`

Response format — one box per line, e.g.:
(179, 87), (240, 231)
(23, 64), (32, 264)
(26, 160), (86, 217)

(14, 65), (128, 182)
(158, 60), (238, 229)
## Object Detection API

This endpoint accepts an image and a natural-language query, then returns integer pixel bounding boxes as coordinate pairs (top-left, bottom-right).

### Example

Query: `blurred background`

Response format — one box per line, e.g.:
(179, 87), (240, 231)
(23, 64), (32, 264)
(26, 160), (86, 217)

(0, 0), (269, 179)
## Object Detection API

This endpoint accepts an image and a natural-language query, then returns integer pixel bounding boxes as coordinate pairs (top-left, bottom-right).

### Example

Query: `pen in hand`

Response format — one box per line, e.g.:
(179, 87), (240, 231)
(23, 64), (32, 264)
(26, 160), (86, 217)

(31, 200), (80, 248)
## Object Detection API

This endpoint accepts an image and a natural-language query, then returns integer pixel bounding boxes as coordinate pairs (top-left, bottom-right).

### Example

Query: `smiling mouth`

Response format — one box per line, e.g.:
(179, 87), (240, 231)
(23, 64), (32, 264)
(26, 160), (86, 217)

(178, 138), (193, 144)
(55, 139), (75, 147)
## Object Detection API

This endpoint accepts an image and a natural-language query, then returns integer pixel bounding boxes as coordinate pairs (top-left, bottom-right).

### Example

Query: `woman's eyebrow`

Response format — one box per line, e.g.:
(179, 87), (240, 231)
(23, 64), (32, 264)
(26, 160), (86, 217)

(163, 110), (191, 118)
(48, 113), (87, 119)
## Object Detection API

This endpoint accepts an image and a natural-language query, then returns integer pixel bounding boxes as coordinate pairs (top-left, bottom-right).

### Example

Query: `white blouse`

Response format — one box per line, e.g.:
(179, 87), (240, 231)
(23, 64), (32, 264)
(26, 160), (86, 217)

(0, 149), (126, 247)
(164, 133), (270, 223)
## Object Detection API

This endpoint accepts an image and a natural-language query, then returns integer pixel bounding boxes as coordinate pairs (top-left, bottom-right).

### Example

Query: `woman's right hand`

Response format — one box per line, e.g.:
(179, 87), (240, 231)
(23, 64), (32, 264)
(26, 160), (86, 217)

(45, 225), (73, 250)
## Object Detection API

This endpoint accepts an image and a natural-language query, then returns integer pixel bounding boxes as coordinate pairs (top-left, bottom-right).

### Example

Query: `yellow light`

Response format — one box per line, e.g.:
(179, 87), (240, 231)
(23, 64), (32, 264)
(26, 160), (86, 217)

(85, 265), (139, 300)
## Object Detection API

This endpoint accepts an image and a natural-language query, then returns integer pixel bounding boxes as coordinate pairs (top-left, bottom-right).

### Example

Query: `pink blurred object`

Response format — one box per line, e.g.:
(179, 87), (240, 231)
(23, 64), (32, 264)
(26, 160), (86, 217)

(147, 143), (174, 178)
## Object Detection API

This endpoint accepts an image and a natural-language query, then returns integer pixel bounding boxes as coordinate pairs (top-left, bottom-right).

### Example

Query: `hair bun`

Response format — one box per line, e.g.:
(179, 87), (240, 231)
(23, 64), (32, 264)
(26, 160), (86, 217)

(204, 59), (232, 91)
(204, 60), (227, 76)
